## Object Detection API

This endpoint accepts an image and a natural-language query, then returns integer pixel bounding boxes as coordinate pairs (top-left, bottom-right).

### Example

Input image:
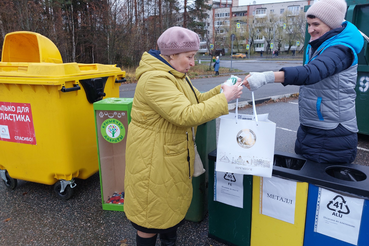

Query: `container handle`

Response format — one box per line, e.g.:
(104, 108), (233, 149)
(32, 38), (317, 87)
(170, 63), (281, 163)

(61, 84), (81, 92)
(115, 78), (126, 83)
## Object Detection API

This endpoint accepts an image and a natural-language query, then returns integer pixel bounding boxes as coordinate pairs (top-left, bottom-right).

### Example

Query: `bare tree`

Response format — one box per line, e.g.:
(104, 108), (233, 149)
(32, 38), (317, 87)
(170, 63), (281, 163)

(260, 12), (278, 54)
(280, 9), (306, 53)
(246, 15), (258, 55)
(0, 0), (183, 66)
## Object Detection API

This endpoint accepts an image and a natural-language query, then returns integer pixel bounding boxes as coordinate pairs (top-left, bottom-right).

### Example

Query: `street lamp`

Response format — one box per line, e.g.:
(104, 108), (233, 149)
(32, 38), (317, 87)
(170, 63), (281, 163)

(230, 33), (235, 71)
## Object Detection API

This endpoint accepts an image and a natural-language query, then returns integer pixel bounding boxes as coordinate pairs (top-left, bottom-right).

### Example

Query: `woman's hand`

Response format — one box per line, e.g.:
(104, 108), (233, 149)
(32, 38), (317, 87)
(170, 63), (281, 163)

(222, 78), (243, 102)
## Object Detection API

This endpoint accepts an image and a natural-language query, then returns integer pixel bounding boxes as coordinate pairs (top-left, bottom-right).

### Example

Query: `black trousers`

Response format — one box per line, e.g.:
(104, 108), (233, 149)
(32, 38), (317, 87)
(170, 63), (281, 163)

(136, 229), (177, 246)
(133, 219), (184, 246)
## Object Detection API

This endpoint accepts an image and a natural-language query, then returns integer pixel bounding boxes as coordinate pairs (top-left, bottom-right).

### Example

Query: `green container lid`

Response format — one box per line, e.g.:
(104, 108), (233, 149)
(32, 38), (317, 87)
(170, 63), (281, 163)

(93, 97), (133, 111)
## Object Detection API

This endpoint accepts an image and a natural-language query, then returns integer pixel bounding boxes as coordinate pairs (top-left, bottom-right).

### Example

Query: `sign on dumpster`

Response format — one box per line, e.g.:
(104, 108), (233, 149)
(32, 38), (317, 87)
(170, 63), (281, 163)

(100, 118), (126, 144)
(0, 101), (36, 145)
(260, 176), (297, 224)
(214, 163), (244, 208)
(314, 187), (364, 245)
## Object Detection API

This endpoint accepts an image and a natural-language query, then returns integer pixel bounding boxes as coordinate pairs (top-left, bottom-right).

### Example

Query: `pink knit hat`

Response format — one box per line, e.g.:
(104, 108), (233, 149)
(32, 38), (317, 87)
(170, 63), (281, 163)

(157, 26), (200, 55)
(306, 0), (347, 29)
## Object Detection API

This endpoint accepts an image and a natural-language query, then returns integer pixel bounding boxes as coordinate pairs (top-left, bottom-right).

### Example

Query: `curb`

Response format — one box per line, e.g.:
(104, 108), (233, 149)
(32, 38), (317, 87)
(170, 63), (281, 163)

(228, 93), (299, 111)
(193, 72), (247, 80)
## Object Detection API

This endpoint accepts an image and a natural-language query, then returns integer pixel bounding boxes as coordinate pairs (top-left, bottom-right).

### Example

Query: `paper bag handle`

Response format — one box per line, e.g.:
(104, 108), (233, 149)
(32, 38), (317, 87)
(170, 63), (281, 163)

(235, 92), (258, 125)
(252, 92), (259, 125)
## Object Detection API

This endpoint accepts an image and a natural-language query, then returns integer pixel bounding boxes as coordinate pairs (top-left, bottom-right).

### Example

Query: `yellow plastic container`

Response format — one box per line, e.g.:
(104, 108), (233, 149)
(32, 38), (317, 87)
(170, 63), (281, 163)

(250, 176), (308, 246)
(2, 31), (63, 63)
(0, 31), (125, 199)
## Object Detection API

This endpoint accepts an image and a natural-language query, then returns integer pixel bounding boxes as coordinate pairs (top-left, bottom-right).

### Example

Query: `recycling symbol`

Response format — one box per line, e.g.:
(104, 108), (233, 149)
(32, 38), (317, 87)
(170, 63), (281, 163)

(359, 76), (369, 93)
(327, 195), (350, 215)
(224, 173), (236, 182)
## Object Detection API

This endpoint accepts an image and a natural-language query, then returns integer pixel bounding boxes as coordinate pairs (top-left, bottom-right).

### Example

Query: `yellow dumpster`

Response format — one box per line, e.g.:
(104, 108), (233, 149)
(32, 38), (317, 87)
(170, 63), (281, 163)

(251, 176), (308, 246)
(0, 31), (126, 199)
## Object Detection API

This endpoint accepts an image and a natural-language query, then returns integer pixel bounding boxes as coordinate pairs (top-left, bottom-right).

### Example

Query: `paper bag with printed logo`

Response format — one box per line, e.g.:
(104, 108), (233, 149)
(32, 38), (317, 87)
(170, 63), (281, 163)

(216, 94), (276, 178)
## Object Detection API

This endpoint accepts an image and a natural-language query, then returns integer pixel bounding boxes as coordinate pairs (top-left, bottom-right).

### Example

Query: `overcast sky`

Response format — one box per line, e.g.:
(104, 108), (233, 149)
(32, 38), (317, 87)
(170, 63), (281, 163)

(239, 0), (302, 5)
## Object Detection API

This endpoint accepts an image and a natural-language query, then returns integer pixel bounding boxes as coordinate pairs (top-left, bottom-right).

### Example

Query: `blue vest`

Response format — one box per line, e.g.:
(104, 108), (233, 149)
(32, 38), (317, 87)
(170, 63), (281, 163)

(298, 63), (358, 132)
(299, 25), (360, 133)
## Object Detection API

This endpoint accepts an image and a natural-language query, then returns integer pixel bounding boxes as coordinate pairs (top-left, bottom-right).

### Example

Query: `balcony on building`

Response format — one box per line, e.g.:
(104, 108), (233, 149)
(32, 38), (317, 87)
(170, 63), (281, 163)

(198, 41), (209, 54)
(212, 0), (233, 8)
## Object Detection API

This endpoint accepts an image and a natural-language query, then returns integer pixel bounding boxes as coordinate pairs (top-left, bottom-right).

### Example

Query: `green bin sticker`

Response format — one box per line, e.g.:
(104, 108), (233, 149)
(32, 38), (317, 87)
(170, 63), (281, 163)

(101, 118), (125, 143)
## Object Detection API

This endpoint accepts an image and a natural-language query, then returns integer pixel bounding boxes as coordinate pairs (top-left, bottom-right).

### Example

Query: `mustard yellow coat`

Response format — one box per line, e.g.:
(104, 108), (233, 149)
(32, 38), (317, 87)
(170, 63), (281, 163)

(124, 51), (229, 229)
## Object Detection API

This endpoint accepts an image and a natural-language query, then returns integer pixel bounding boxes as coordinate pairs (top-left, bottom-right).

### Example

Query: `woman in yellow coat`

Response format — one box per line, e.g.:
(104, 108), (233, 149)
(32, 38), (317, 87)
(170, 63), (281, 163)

(124, 26), (244, 246)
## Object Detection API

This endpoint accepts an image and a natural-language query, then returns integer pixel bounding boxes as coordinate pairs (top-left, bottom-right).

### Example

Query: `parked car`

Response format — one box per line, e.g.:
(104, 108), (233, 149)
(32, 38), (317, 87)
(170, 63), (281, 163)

(232, 53), (246, 59)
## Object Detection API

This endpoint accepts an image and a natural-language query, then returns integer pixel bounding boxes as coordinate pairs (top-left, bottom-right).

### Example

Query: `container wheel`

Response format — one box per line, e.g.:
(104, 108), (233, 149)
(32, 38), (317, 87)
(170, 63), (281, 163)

(53, 181), (74, 200)
(3, 171), (17, 190)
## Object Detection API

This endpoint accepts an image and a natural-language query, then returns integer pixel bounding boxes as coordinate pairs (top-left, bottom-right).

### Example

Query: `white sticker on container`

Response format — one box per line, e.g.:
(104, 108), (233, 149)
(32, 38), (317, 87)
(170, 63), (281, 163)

(261, 176), (297, 224)
(214, 162), (244, 208)
(315, 187), (364, 245)
(0, 125), (10, 139)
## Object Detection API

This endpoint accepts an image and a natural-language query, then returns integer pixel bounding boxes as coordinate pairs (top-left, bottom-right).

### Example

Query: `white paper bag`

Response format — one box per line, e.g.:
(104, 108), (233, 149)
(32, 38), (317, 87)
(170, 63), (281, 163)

(193, 143), (205, 177)
(216, 92), (276, 177)
(192, 127), (205, 177)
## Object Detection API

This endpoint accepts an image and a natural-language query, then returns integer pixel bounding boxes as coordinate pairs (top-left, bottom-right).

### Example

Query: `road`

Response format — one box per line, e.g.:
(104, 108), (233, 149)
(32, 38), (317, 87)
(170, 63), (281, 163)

(201, 58), (302, 73)
(120, 59), (302, 105)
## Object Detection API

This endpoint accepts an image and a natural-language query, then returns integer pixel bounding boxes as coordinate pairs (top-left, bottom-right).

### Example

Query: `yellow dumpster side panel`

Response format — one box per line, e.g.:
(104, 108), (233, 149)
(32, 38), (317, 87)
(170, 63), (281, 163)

(0, 64), (122, 185)
(250, 176), (308, 246)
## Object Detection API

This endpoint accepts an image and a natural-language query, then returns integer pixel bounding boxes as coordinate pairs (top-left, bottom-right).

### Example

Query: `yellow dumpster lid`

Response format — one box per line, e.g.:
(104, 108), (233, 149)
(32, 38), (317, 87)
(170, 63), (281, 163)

(1, 31), (63, 63)
(0, 31), (125, 87)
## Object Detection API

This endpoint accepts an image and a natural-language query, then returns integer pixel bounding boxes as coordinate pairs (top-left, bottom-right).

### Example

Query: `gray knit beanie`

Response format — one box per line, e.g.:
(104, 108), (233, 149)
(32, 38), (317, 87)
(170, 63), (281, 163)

(157, 27), (200, 55)
(306, 0), (347, 29)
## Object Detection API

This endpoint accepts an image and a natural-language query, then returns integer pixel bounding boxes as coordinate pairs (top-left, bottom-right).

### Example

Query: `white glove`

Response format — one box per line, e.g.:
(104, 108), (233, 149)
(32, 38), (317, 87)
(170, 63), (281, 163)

(247, 71), (275, 91)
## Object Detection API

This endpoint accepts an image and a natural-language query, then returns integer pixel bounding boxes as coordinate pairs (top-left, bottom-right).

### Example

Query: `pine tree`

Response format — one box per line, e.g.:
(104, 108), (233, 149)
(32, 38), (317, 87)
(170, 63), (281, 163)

(187, 0), (211, 40)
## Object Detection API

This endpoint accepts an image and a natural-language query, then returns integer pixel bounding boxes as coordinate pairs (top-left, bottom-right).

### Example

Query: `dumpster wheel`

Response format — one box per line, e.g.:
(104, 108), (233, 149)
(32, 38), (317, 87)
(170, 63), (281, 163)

(53, 180), (75, 200)
(0, 170), (17, 190)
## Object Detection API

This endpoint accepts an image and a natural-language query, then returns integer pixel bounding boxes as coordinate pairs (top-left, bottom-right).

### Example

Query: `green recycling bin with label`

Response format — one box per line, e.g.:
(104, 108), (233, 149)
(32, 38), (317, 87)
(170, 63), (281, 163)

(207, 149), (253, 246)
(93, 98), (133, 211)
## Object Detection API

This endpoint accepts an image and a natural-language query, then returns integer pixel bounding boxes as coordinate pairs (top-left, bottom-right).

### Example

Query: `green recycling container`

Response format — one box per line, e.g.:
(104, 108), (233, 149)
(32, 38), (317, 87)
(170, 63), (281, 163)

(93, 97), (133, 211)
(185, 120), (217, 222)
(346, 1), (369, 135)
(207, 149), (252, 246)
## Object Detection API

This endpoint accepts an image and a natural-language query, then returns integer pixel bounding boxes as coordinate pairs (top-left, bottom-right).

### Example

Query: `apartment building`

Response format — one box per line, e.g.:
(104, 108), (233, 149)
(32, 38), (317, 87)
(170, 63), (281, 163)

(200, 0), (312, 55)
